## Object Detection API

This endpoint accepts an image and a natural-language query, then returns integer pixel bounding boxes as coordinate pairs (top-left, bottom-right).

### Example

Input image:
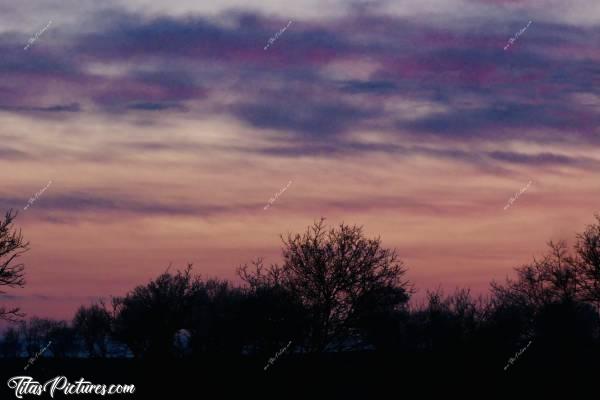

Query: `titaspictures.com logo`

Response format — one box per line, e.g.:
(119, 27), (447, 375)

(7, 376), (135, 398)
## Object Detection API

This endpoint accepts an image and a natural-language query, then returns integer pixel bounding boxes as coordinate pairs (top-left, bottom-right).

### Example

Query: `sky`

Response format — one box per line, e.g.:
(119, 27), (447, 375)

(0, 0), (599, 323)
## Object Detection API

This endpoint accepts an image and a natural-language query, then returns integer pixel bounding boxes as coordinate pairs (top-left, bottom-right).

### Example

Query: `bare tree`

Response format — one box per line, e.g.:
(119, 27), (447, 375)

(491, 241), (580, 310)
(0, 210), (29, 322)
(573, 214), (600, 311)
(243, 218), (411, 353)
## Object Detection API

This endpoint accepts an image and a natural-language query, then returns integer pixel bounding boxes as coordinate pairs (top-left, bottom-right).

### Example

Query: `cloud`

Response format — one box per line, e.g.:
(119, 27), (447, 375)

(0, 103), (81, 114)
(0, 191), (268, 220)
(486, 151), (600, 169)
(338, 80), (398, 94)
(230, 99), (381, 137)
(41, 194), (202, 215)
(0, 2), (597, 163)
(126, 102), (187, 111)
(0, 147), (31, 160)
(0, 293), (103, 301)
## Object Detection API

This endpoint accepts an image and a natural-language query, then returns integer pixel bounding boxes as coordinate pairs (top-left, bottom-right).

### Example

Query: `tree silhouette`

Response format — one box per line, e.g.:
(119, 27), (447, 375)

(0, 210), (29, 322)
(238, 258), (308, 355)
(5, 213), (600, 386)
(0, 326), (21, 357)
(242, 218), (411, 352)
(574, 214), (600, 311)
(482, 295), (533, 360)
(349, 276), (411, 352)
(187, 278), (246, 356)
(73, 302), (112, 357)
(491, 241), (580, 311)
(20, 317), (54, 357)
(45, 319), (77, 358)
(490, 239), (597, 367)
(406, 288), (486, 354)
(112, 265), (195, 358)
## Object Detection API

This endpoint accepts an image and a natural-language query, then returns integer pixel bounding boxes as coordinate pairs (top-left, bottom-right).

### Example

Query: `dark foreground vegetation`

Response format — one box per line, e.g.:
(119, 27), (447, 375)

(2, 213), (600, 398)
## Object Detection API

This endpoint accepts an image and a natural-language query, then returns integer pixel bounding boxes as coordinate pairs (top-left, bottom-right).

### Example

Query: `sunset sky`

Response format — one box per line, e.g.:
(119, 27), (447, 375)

(1, 0), (599, 323)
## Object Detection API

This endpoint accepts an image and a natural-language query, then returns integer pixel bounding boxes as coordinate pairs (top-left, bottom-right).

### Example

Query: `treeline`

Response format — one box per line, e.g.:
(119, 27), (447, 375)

(2, 217), (600, 366)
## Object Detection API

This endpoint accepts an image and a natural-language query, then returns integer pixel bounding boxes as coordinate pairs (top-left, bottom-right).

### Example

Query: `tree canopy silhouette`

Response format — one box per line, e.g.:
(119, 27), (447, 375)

(240, 218), (412, 352)
(0, 209), (29, 322)
(112, 265), (196, 358)
(238, 258), (308, 355)
(574, 214), (600, 310)
(491, 240), (579, 310)
(4, 213), (600, 385)
(73, 302), (112, 358)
